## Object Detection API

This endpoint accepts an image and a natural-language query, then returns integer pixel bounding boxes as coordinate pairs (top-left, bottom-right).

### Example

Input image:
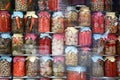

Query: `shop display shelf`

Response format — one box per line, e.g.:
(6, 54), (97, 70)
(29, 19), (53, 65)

(0, 76), (12, 79)
(92, 77), (120, 79)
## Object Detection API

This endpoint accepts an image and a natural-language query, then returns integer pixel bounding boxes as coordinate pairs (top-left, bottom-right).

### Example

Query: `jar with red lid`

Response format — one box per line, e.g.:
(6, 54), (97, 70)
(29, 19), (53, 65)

(0, 0), (11, 10)
(39, 33), (51, 55)
(15, 0), (27, 11)
(92, 12), (104, 34)
(40, 78), (50, 80)
(13, 56), (25, 77)
(117, 36), (120, 55)
(38, 11), (50, 33)
(105, 56), (117, 77)
(67, 66), (87, 80)
(105, 0), (112, 11)
(24, 11), (38, 33)
(38, 0), (48, 11)
(0, 11), (10, 32)
(117, 56), (120, 76)
(79, 27), (92, 47)
(48, 0), (58, 11)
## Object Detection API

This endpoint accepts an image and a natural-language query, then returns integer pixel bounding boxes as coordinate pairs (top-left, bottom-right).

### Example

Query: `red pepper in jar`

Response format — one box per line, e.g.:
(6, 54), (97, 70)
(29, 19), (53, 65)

(48, 0), (58, 11)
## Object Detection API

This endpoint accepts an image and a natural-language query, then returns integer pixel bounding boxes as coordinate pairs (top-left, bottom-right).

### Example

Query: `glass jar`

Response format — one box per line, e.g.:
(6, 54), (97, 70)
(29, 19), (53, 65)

(52, 34), (64, 55)
(67, 66), (86, 80)
(105, 34), (117, 55)
(38, 0), (48, 11)
(65, 46), (78, 66)
(0, 33), (11, 54)
(15, 0), (27, 11)
(105, 12), (118, 33)
(53, 56), (64, 77)
(117, 36), (120, 55)
(24, 11), (38, 33)
(91, 55), (104, 77)
(0, 0), (11, 10)
(65, 27), (78, 46)
(78, 6), (91, 27)
(24, 33), (37, 54)
(13, 56), (25, 77)
(39, 34), (51, 55)
(105, 0), (112, 11)
(105, 56), (117, 77)
(48, 0), (58, 11)
(27, 0), (35, 11)
(12, 34), (24, 55)
(40, 78), (50, 80)
(26, 56), (39, 77)
(92, 12), (104, 34)
(11, 11), (24, 33)
(0, 56), (12, 77)
(40, 56), (52, 77)
(52, 11), (64, 33)
(79, 27), (92, 47)
(117, 56), (120, 77)
(38, 11), (50, 33)
(0, 11), (10, 32)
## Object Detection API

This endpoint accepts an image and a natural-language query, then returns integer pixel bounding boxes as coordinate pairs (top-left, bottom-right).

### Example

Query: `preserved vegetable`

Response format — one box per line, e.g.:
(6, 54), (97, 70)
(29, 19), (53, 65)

(0, 0), (11, 10)
(117, 36), (120, 55)
(15, 0), (27, 11)
(27, 0), (35, 11)
(38, 0), (48, 11)
(117, 56), (120, 76)
(40, 78), (50, 80)
(48, 0), (58, 11)
(105, 0), (112, 11)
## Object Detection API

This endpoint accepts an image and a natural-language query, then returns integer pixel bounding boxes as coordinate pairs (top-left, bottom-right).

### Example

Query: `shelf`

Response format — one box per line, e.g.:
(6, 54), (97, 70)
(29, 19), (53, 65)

(91, 77), (120, 79)
(0, 76), (12, 79)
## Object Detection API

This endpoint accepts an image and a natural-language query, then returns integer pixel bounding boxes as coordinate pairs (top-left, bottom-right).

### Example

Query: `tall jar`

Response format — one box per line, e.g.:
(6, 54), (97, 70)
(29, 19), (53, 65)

(39, 33), (51, 55)
(11, 11), (24, 33)
(38, 11), (50, 33)
(117, 56), (120, 77)
(67, 66), (86, 80)
(105, 56), (117, 77)
(38, 0), (48, 11)
(52, 11), (64, 33)
(0, 33), (11, 54)
(53, 56), (65, 77)
(105, 34), (117, 55)
(26, 56), (39, 77)
(13, 56), (25, 77)
(12, 34), (24, 55)
(78, 6), (91, 27)
(52, 34), (64, 55)
(0, 0), (11, 10)
(65, 27), (78, 46)
(40, 56), (52, 77)
(24, 34), (37, 54)
(105, 12), (118, 33)
(117, 36), (120, 55)
(48, 0), (58, 11)
(105, 0), (112, 11)
(79, 27), (92, 47)
(65, 46), (78, 66)
(0, 11), (10, 32)
(92, 12), (104, 34)
(91, 55), (104, 77)
(0, 56), (12, 77)
(15, 0), (27, 11)
(24, 11), (38, 33)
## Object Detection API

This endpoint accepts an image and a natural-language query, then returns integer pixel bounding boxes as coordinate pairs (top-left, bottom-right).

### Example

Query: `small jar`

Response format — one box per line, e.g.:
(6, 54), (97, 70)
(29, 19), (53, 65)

(0, 0), (11, 10)
(40, 56), (52, 77)
(38, 11), (50, 33)
(0, 33), (11, 54)
(0, 56), (12, 77)
(12, 34), (24, 55)
(48, 0), (58, 11)
(105, 12), (118, 33)
(38, 0), (48, 11)
(0, 11), (10, 32)
(52, 11), (64, 33)
(15, 0), (27, 11)
(67, 66), (86, 80)
(105, 56), (117, 77)
(11, 11), (24, 33)
(13, 56), (25, 77)
(117, 36), (120, 55)
(117, 56), (120, 76)
(65, 46), (78, 66)
(39, 34), (51, 55)
(92, 12), (104, 34)
(24, 11), (38, 33)
(52, 34), (64, 55)
(65, 27), (78, 46)
(24, 33), (37, 54)
(26, 56), (39, 77)
(40, 78), (50, 80)
(105, 0), (112, 11)
(78, 6), (91, 27)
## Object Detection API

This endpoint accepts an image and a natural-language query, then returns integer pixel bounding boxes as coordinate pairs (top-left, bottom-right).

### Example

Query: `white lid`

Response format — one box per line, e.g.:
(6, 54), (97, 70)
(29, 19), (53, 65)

(67, 66), (86, 72)
(26, 56), (38, 62)
(52, 11), (64, 18)
(13, 34), (23, 38)
(93, 34), (102, 40)
(105, 56), (116, 62)
(24, 11), (38, 18)
(11, 11), (23, 18)
(91, 55), (103, 62)
(65, 46), (78, 53)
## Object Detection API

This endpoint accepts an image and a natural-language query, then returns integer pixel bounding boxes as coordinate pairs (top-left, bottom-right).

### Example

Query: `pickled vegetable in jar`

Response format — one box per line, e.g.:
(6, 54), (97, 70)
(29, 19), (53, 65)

(52, 34), (64, 55)
(117, 36), (120, 55)
(79, 27), (92, 47)
(40, 56), (52, 77)
(105, 56), (117, 77)
(105, 0), (112, 11)
(26, 56), (39, 77)
(92, 12), (104, 34)
(13, 56), (25, 77)
(0, 11), (10, 32)
(67, 66), (86, 80)
(15, 0), (27, 11)
(40, 78), (50, 80)
(0, 33), (11, 54)
(11, 11), (24, 33)
(117, 56), (120, 76)
(39, 33), (51, 55)
(24, 33), (37, 54)
(24, 11), (38, 33)
(38, 11), (50, 33)
(0, 0), (11, 10)
(105, 12), (118, 33)
(65, 27), (78, 46)
(0, 56), (12, 77)
(27, 0), (35, 11)
(52, 11), (64, 33)
(65, 46), (78, 66)
(48, 0), (58, 11)
(38, 0), (48, 11)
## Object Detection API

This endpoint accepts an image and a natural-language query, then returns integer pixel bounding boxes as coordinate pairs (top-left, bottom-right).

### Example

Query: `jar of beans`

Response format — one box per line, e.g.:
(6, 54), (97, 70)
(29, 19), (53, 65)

(15, 0), (27, 11)
(0, 0), (11, 10)
(117, 36), (120, 55)
(38, 0), (48, 11)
